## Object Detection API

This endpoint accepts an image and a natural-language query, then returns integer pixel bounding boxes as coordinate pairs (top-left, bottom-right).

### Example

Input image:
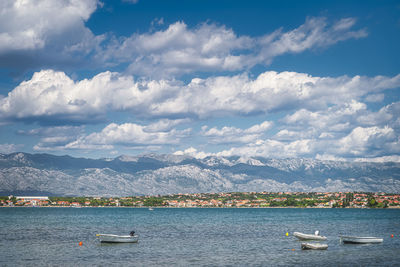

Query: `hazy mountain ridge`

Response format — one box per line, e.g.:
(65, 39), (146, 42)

(0, 152), (400, 196)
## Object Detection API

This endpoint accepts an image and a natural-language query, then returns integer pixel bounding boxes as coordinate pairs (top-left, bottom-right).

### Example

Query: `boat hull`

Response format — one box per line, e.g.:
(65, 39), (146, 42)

(301, 242), (328, 250)
(340, 236), (383, 244)
(96, 234), (139, 243)
(293, 232), (327, 241)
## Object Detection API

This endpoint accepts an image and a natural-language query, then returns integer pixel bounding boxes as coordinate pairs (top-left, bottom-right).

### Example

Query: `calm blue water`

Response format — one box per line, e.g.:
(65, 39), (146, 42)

(0, 208), (399, 266)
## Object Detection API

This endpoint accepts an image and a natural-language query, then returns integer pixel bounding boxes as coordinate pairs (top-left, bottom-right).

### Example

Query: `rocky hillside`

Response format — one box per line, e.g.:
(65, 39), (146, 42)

(1, 152), (399, 196)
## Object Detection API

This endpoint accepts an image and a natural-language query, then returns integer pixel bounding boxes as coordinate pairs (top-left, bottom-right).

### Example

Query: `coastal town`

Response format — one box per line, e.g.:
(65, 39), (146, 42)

(1, 192), (400, 208)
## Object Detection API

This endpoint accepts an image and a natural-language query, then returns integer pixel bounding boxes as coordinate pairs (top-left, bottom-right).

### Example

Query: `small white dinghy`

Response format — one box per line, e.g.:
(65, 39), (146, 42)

(301, 242), (328, 250)
(96, 234), (139, 243)
(340, 235), (383, 244)
(293, 231), (327, 241)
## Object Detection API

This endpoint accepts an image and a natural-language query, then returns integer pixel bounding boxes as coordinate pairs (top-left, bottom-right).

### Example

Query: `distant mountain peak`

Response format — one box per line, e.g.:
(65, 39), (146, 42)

(0, 152), (399, 196)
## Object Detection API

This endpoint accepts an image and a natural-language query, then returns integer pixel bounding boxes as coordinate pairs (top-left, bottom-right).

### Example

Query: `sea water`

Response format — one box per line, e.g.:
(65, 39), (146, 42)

(0, 207), (399, 266)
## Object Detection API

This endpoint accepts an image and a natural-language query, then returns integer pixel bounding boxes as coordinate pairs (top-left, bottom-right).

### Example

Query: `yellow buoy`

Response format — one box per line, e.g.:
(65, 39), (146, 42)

(286, 232), (289, 236)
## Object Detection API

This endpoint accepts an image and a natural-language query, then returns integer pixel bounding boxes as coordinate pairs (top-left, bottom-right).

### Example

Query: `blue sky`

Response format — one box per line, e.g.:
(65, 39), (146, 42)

(0, 0), (400, 161)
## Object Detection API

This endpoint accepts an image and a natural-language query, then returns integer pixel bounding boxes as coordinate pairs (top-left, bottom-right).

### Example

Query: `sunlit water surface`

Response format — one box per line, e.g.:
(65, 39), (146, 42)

(1, 207), (399, 266)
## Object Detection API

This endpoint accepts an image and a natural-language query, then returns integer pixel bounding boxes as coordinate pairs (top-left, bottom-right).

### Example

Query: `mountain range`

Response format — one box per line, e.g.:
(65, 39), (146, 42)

(1, 152), (400, 196)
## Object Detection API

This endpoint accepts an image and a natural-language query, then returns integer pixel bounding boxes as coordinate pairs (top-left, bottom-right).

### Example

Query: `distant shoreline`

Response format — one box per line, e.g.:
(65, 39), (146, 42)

(2, 206), (400, 209)
(3, 192), (399, 209)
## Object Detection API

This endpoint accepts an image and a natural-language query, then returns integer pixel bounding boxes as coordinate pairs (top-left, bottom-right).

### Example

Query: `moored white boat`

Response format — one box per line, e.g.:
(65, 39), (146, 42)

(340, 235), (383, 244)
(96, 234), (139, 243)
(293, 231), (327, 241)
(301, 242), (328, 250)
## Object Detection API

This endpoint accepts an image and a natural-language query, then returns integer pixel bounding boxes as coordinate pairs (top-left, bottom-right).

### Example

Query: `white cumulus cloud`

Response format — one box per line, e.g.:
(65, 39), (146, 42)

(173, 147), (210, 159)
(63, 122), (191, 150)
(262, 17), (367, 57)
(336, 126), (398, 156)
(0, 0), (103, 70)
(102, 17), (367, 77)
(0, 143), (24, 154)
(0, 2), (368, 78)
(1, 70), (400, 124)
(18, 126), (85, 152)
(201, 121), (272, 144)
(0, 0), (98, 52)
